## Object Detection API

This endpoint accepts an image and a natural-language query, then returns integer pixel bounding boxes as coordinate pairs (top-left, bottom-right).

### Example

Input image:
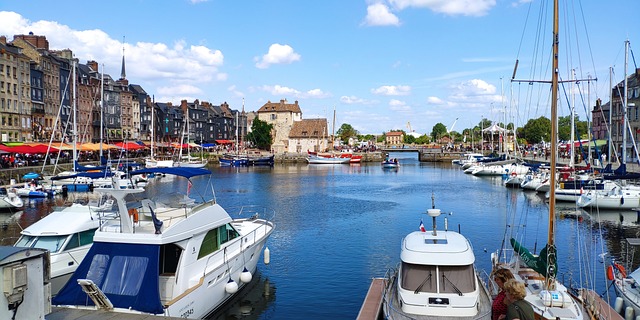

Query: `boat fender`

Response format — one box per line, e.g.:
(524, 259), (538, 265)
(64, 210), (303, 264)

(240, 267), (253, 283)
(264, 247), (270, 265)
(128, 208), (139, 223)
(225, 279), (238, 294)
(621, 197), (625, 205)
(607, 266), (615, 280)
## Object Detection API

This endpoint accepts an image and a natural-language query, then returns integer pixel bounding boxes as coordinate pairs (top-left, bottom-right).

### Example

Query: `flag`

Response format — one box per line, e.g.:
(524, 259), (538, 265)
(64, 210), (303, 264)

(187, 180), (193, 195)
(419, 219), (426, 232)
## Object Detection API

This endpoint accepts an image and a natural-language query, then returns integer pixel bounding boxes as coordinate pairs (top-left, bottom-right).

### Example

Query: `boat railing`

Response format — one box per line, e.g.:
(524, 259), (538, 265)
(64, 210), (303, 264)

(201, 215), (273, 278)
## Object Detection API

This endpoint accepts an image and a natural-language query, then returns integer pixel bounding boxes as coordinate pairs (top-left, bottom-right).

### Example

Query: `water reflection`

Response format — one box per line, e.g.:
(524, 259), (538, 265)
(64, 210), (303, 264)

(207, 273), (275, 320)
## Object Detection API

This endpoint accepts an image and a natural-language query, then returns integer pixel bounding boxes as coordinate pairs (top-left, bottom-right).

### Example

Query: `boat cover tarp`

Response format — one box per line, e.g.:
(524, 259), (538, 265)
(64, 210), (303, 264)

(50, 171), (114, 180)
(53, 242), (163, 314)
(74, 161), (108, 172)
(131, 167), (211, 179)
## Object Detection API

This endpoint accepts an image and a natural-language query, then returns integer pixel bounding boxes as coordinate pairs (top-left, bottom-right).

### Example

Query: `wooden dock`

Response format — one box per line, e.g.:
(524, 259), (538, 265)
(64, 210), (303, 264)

(357, 278), (386, 320)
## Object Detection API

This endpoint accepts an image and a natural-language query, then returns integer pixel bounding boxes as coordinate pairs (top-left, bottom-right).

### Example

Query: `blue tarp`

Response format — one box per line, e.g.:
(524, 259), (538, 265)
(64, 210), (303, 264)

(201, 143), (216, 148)
(53, 242), (163, 314)
(130, 167), (211, 179)
(74, 161), (108, 172)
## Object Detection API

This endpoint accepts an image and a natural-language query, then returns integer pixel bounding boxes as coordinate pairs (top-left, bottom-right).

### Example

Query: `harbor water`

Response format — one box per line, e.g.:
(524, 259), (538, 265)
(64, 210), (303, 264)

(0, 151), (636, 319)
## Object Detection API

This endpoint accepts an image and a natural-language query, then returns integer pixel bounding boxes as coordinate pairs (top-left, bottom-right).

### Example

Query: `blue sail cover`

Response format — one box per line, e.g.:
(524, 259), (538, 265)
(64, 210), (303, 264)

(131, 167), (212, 179)
(53, 242), (163, 314)
(74, 160), (109, 172)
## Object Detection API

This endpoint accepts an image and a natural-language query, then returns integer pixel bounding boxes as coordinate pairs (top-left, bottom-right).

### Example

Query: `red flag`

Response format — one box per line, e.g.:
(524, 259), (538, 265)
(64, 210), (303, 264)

(187, 180), (193, 195)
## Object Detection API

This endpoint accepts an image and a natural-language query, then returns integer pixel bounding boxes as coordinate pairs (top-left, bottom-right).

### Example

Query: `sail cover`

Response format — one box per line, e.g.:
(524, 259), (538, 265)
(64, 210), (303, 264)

(53, 242), (163, 314)
(510, 238), (557, 278)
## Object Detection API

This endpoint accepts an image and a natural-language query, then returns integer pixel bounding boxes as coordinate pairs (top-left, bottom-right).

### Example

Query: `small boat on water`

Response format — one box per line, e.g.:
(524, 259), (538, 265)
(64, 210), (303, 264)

(219, 154), (249, 167)
(381, 158), (400, 168)
(382, 196), (491, 319)
(53, 167), (275, 319)
(307, 154), (350, 164)
(0, 187), (23, 209)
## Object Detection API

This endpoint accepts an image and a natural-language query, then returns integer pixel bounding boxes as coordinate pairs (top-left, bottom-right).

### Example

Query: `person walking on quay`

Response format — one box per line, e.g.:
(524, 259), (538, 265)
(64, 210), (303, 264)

(502, 279), (534, 320)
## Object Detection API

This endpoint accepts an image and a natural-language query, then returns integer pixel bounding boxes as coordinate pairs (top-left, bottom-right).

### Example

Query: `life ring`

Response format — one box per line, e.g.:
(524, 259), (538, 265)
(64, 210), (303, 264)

(511, 172), (517, 177)
(613, 262), (627, 278)
(128, 208), (139, 223)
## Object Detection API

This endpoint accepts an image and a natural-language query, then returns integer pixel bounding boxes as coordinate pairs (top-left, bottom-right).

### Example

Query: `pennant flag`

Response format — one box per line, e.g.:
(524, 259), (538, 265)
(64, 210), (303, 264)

(419, 219), (426, 232)
(187, 180), (193, 195)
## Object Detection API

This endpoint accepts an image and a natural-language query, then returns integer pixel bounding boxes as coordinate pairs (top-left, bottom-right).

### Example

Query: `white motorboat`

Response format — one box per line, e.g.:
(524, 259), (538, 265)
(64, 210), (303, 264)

(14, 200), (115, 294)
(307, 154), (350, 164)
(53, 167), (275, 319)
(610, 238), (640, 318)
(0, 187), (23, 209)
(383, 200), (491, 319)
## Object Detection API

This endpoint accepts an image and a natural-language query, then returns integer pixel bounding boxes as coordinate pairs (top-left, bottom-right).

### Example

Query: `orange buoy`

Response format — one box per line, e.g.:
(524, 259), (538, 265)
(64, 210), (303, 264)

(614, 263), (627, 278)
(607, 265), (615, 280)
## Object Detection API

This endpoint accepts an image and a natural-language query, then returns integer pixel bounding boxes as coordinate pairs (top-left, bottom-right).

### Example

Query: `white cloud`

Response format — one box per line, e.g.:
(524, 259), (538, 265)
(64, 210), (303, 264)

(389, 99), (411, 112)
(0, 11), (226, 102)
(259, 85), (330, 99)
(371, 85), (411, 96)
(340, 95), (377, 104)
(388, 0), (496, 17)
(363, 3), (400, 26)
(427, 96), (445, 104)
(255, 43), (301, 69)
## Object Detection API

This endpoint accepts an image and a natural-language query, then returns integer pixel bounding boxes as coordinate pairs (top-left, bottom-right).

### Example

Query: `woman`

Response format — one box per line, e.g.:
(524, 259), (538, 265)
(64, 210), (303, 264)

(503, 279), (534, 320)
(491, 268), (514, 320)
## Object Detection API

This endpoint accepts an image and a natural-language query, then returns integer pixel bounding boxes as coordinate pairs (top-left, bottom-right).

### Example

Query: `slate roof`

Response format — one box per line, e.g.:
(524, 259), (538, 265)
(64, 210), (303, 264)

(289, 119), (327, 138)
(257, 100), (301, 113)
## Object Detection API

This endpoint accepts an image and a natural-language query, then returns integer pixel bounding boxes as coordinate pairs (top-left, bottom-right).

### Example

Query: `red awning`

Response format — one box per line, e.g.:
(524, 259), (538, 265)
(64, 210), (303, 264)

(113, 142), (146, 150)
(215, 140), (233, 144)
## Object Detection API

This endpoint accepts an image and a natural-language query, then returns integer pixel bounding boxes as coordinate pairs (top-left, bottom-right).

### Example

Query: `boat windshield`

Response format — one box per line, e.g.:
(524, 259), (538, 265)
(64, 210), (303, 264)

(401, 262), (476, 294)
(15, 234), (68, 253)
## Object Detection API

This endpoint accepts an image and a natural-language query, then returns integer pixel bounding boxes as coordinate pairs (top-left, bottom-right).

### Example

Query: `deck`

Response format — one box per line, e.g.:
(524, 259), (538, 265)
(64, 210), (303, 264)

(357, 278), (386, 320)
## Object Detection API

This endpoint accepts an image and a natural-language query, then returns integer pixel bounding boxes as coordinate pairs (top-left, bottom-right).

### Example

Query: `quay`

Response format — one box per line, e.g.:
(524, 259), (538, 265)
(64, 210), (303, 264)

(356, 278), (386, 320)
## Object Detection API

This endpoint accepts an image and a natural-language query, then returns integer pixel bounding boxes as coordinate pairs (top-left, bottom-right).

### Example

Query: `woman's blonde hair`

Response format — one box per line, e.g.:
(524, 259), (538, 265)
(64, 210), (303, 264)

(503, 279), (526, 300)
(492, 268), (515, 283)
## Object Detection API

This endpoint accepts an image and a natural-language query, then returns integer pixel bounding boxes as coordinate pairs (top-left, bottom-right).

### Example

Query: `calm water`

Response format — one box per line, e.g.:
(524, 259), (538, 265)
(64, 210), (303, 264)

(0, 151), (638, 319)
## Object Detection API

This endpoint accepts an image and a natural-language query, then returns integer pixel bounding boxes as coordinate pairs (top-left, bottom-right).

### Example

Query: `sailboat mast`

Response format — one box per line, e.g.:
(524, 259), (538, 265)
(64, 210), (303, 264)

(608, 67), (613, 162)
(151, 96), (155, 159)
(332, 107), (336, 151)
(547, 0), (559, 291)
(72, 59), (77, 166)
(99, 63), (104, 159)
(623, 39), (630, 164)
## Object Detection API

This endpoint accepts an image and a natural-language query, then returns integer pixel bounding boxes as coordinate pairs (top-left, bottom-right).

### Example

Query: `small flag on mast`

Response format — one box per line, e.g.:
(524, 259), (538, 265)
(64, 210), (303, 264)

(419, 219), (426, 232)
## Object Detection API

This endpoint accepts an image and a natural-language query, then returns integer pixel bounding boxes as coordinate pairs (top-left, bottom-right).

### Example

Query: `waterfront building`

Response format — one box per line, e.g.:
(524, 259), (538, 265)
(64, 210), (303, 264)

(0, 37), (32, 142)
(78, 60), (101, 143)
(385, 131), (404, 146)
(288, 118), (328, 153)
(257, 99), (302, 153)
(130, 84), (151, 142)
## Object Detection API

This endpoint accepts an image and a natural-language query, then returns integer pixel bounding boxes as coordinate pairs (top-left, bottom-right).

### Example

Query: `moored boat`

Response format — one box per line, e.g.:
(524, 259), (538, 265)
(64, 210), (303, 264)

(382, 196), (491, 319)
(52, 167), (275, 319)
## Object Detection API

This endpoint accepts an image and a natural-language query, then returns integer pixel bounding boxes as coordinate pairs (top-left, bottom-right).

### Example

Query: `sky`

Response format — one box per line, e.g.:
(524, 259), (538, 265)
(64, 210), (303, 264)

(0, 0), (638, 136)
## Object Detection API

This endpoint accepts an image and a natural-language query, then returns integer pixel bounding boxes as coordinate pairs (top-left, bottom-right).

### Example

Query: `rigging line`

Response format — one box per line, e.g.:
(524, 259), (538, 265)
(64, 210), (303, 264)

(575, 0), (599, 82)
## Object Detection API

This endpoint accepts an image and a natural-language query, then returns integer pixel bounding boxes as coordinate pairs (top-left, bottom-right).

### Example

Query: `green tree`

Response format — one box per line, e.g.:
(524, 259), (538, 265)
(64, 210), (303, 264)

(246, 119), (273, 150)
(431, 123), (448, 142)
(415, 134), (430, 144)
(521, 116), (551, 144)
(403, 135), (416, 144)
(336, 123), (358, 144)
(558, 116), (588, 141)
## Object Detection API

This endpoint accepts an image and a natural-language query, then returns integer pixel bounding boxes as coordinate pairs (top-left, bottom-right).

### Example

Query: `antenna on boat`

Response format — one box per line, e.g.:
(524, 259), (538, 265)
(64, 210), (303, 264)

(427, 192), (441, 236)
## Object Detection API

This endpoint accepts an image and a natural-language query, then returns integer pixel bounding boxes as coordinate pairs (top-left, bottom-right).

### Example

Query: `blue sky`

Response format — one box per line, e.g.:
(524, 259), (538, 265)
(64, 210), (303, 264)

(1, 0), (638, 136)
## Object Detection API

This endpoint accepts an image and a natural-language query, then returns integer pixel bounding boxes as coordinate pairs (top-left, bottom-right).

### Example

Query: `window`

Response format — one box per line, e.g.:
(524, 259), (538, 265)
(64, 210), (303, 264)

(198, 228), (219, 259)
(271, 114), (277, 120)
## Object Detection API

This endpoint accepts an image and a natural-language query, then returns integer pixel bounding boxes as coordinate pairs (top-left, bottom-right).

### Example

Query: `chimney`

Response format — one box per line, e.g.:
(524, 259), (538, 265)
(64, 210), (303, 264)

(87, 60), (98, 72)
(636, 68), (640, 77)
(180, 100), (188, 112)
(0, 36), (5, 45)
